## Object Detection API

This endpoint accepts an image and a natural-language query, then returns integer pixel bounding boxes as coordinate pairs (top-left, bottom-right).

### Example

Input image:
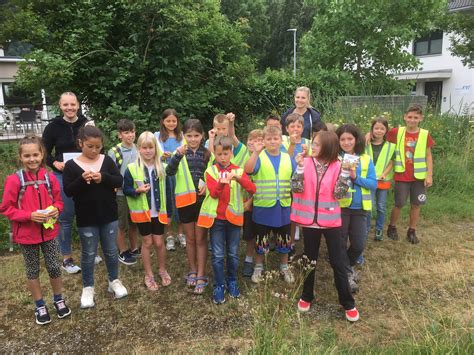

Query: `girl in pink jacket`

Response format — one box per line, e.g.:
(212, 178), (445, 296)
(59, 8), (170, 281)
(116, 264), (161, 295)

(290, 130), (359, 322)
(0, 136), (71, 325)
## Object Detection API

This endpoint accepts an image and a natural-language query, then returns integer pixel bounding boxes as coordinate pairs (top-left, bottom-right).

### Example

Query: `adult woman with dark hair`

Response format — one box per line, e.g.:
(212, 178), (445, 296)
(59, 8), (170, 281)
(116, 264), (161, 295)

(42, 92), (88, 274)
(281, 86), (322, 140)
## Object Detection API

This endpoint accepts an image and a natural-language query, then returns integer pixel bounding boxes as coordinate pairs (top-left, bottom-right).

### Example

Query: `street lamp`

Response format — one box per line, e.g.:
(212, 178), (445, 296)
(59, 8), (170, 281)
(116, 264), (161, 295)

(287, 28), (297, 77)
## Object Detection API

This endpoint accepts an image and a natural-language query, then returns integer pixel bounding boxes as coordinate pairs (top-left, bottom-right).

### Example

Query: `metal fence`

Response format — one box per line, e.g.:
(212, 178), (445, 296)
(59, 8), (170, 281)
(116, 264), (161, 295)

(0, 104), (57, 140)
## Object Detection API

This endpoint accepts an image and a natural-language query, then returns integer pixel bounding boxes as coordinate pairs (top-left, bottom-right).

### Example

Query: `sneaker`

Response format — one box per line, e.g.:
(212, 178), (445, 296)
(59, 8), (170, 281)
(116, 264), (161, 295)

(387, 225), (399, 240)
(62, 258), (81, 274)
(297, 299), (311, 312)
(226, 280), (240, 298)
(288, 247), (296, 264)
(54, 299), (71, 318)
(118, 250), (137, 265)
(345, 308), (360, 322)
(94, 255), (103, 265)
(108, 279), (128, 299)
(166, 234), (176, 251)
(131, 248), (141, 258)
(374, 229), (383, 241)
(35, 305), (51, 325)
(242, 261), (254, 277)
(213, 285), (226, 305)
(251, 267), (264, 284)
(407, 228), (419, 244)
(355, 254), (365, 265)
(348, 274), (359, 294)
(177, 233), (186, 248)
(80, 287), (95, 308)
(281, 268), (295, 284)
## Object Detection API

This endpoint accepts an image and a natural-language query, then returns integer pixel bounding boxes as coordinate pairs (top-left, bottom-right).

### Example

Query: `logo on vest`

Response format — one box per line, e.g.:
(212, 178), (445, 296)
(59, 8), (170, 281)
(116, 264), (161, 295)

(418, 194), (426, 202)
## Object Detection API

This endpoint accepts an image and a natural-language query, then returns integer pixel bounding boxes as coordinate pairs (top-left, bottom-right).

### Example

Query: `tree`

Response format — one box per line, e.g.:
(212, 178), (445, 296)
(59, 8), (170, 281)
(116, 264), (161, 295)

(445, 10), (474, 68)
(300, 0), (447, 94)
(0, 0), (255, 132)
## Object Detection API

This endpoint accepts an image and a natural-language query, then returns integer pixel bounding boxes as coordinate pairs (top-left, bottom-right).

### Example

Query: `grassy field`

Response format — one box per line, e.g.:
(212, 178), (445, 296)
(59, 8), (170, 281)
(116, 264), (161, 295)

(1, 214), (473, 353)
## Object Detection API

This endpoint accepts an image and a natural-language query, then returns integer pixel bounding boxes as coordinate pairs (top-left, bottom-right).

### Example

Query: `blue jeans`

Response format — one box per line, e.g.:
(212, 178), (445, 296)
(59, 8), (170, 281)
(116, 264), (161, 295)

(78, 221), (119, 287)
(54, 172), (76, 256)
(367, 188), (389, 232)
(210, 219), (241, 287)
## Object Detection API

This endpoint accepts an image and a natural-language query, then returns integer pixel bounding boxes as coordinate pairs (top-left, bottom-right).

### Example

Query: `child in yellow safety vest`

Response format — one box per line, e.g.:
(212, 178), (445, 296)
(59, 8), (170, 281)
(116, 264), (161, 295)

(244, 125), (297, 285)
(365, 117), (395, 242)
(198, 136), (256, 304)
(154, 108), (186, 251)
(165, 119), (213, 295)
(336, 124), (377, 294)
(385, 105), (434, 244)
(230, 128), (264, 278)
(123, 131), (171, 291)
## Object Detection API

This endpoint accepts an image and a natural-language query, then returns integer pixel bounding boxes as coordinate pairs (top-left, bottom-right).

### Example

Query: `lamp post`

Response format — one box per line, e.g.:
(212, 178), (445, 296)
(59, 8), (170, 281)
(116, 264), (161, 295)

(287, 28), (297, 77)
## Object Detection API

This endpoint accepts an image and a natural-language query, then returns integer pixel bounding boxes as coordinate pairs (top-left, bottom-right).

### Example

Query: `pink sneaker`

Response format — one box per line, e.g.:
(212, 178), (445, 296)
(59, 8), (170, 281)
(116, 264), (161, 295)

(297, 299), (311, 312)
(345, 308), (360, 322)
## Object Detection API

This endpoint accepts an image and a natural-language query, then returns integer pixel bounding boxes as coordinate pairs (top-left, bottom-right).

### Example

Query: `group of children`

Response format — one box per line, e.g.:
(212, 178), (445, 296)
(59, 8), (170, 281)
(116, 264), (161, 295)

(0, 96), (434, 325)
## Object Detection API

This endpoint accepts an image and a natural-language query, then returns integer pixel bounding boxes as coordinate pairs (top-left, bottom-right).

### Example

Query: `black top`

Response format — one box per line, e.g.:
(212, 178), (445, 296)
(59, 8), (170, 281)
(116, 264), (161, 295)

(42, 115), (89, 173)
(281, 107), (322, 139)
(63, 155), (123, 227)
(371, 142), (384, 165)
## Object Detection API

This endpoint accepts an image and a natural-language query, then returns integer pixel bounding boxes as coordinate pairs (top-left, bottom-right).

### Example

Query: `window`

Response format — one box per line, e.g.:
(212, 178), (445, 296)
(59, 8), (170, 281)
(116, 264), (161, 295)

(413, 31), (443, 56)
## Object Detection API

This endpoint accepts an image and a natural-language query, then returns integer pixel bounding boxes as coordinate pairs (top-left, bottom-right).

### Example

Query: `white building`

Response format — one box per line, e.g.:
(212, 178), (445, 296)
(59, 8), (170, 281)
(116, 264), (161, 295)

(0, 47), (24, 108)
(396, 0), (473, 114)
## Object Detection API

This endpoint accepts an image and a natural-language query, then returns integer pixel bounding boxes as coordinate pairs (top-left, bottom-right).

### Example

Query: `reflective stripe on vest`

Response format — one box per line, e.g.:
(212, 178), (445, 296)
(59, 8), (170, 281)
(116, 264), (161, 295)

(111, 143), (123, 170)
(197, 165), (245, 228)
(366, 141), (395, 180)
(231, 144), (249, 168)
(253, 151), (292, 208)
(126, 161), (168, 224)
(338, 154), (372, 211)
(290, 158), (342, 227)
(394, 127), (428, 179)
(175, 157), (197, 208)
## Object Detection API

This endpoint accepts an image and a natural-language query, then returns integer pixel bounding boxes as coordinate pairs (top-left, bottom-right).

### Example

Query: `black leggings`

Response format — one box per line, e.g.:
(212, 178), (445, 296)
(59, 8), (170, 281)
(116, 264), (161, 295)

(20, 238), (62, 280)
(301, 227), (354, 310)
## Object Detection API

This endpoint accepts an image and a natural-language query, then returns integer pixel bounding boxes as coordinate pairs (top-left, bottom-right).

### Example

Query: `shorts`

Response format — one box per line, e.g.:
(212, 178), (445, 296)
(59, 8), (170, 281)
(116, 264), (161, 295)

(242, 211), (255, 242)
(394, 180), (427, 207)
(178, 200), (203, 224)
(137, 217), (165, 236)
(117, 195), (133, 231)
(254, 222), (291, 255)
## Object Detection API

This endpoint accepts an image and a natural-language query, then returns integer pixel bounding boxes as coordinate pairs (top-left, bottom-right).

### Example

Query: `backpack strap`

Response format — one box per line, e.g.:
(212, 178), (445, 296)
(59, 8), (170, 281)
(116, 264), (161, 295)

(15, 169), (53, 209)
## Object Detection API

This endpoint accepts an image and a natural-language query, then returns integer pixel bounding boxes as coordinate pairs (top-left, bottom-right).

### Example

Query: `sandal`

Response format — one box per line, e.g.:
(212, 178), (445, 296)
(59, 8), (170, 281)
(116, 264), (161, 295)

(144, 275), (159, 291)
(193, 276), (209, 295)
(185, 271), (197, 287)
(158, 271), (172, 287)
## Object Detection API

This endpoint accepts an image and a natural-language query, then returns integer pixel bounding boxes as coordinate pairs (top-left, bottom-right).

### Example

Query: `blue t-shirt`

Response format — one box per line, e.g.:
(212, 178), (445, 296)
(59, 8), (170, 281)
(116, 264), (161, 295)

(251, 151), (296, 227)
(154, 132), (182, 163)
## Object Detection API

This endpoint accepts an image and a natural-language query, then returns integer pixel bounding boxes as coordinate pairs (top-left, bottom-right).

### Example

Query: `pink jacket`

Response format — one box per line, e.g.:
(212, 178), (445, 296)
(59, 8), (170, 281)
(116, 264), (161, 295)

(291, 158), (342, 228)
(0, 168), (63, 244)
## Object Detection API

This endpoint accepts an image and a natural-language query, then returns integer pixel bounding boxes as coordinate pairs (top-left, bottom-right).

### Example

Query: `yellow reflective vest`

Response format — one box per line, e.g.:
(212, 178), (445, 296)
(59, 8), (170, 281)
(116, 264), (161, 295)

(394, 127), (428, 180)
(253, 151), (292, 208)
(338, 154), (373, 211)
(366, 141), (395, 180)
(126, 161), (168, 224)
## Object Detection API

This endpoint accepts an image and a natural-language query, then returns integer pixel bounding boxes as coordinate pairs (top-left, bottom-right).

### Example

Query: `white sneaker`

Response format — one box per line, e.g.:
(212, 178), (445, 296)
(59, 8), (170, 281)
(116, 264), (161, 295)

(62, 258), (81, 274)
(80, 287), (95, 308)
(166, 235), (176, 251)
(251, 268), (264, 284)
(108, 279), (128, 299)
(94, 255), (103, 265)
(177, 233), (186, 248)
(281, 268), (295, 284)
